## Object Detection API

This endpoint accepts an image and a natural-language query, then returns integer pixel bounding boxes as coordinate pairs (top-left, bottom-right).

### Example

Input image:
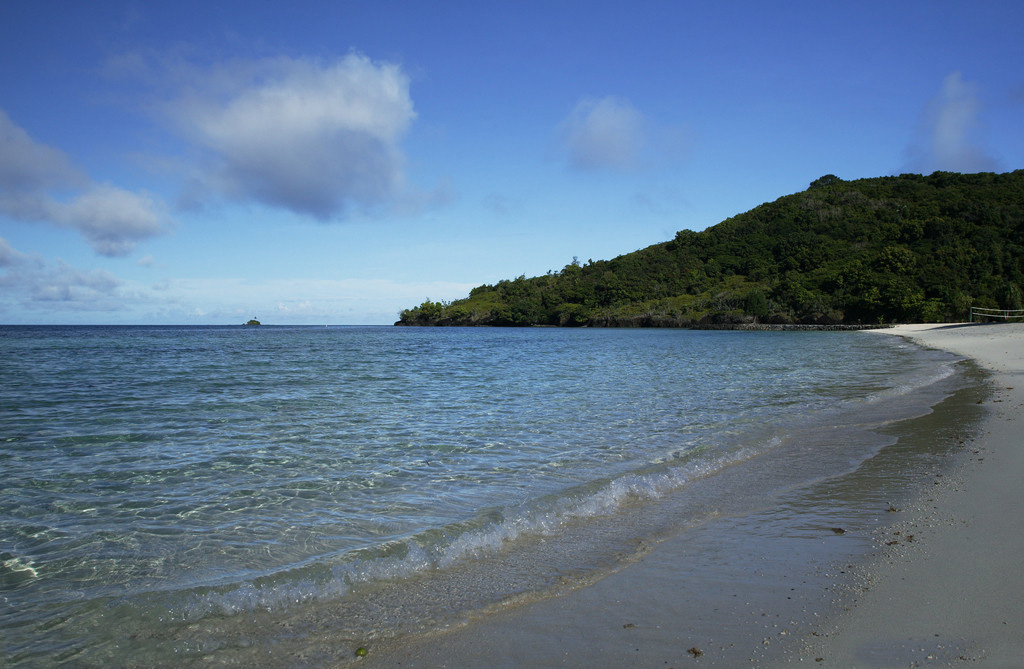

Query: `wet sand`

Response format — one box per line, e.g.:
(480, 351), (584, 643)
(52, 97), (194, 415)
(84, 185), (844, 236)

(354, 323), (1023, 668)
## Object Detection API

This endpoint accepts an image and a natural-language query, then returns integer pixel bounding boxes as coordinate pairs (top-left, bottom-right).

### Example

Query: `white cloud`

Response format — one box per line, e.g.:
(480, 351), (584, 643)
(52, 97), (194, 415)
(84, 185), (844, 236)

(0, 110), (86, 191)
(0, 236), (127, 311)
(53, 185), (168, 256)
(0, 236), (28, 267)
(167, 53), (416, 219)
(0, 109), (172, 256)
(559, 96), (646, 171)
(30, 263), (123, 303)
(905, 71), (1000, 173)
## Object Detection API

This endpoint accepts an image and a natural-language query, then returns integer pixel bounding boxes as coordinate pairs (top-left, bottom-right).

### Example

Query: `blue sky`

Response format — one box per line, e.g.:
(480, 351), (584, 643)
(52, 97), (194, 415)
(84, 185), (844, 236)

(1, 1), (1022, 324)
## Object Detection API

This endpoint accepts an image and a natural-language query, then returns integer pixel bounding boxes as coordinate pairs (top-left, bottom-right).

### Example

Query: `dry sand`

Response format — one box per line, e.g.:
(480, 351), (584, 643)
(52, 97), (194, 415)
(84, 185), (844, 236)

(356, 323), (1024, 668)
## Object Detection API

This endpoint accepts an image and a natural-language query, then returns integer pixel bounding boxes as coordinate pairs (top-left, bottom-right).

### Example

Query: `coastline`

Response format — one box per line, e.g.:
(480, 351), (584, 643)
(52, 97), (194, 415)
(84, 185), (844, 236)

(353, 323), (1022, 667)
(791, 322), (1024, 666)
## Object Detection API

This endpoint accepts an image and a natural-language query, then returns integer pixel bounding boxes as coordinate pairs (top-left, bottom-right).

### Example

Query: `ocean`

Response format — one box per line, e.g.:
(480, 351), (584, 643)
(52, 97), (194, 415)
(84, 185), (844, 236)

(0, 325), (969, 666)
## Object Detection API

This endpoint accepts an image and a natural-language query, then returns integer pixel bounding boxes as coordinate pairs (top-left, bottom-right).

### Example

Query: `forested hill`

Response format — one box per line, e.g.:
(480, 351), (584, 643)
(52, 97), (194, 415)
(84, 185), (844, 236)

(397, 171), (1024, 327)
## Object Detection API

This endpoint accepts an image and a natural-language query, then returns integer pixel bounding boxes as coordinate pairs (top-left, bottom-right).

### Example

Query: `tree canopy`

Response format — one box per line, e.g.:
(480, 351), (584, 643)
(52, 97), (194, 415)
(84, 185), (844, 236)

(397, 171), (1024, 327)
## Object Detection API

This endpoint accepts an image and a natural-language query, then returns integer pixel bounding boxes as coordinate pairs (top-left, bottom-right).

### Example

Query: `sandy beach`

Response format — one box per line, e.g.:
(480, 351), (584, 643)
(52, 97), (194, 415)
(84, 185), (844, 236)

(357, 323), (1024, 668)
(794, 322), (1024, 666)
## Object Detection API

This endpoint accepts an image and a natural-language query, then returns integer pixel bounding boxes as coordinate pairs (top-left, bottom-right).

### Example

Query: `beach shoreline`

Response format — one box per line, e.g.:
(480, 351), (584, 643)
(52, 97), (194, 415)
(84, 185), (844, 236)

(789, 322), (1024, 666)
(352, 323), (1023, 667)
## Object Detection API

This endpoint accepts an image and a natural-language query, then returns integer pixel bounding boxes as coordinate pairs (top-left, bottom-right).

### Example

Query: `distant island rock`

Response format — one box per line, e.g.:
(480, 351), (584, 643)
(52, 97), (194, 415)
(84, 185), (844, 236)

(244, 318), (261, 326)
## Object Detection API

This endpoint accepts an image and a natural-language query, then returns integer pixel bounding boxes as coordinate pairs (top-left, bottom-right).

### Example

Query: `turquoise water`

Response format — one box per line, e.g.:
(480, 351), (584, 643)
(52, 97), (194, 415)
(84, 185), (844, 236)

(0, 326), (962, 666)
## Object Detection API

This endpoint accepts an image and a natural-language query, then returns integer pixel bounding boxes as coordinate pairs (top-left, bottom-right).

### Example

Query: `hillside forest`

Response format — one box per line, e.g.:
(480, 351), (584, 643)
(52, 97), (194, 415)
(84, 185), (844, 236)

(397, 171), (1024, 327)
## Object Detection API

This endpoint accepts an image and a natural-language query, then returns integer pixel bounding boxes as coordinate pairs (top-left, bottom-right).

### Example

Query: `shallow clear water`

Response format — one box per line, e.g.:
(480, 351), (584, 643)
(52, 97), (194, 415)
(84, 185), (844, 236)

(0, 326), (963, 666)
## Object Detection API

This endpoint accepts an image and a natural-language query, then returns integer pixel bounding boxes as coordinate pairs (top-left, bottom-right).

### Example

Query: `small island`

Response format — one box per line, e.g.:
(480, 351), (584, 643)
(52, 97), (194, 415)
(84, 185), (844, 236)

(244, 318), (261, 326)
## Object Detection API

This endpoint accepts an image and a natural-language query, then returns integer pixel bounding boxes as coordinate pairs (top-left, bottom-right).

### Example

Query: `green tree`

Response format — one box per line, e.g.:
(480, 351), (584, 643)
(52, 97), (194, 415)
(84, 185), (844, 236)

(743, 290), (769, 319)
(809, 174), (842, 189)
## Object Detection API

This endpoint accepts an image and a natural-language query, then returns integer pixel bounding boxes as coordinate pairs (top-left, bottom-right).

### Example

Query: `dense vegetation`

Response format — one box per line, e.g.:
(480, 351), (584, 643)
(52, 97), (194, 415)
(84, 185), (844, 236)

(397, 171), (1024, 327)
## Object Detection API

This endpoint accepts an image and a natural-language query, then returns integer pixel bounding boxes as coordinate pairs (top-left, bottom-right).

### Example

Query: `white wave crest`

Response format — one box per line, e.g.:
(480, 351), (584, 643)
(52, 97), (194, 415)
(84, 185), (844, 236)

(2, 555), (39, 579)
(863, 360), (957, 404)
(180, 444), (775, 620)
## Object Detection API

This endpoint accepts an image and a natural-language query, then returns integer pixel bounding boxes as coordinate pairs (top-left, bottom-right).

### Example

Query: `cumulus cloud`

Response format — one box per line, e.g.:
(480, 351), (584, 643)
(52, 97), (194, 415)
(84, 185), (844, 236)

(29, 263), (123, 303)
(0, 109), (171, 256)
(0, 235), (27, 267)
(167, 53), (416, 219)
(559, 96), (646, 171)
(0, 111), (87, 191)
(55, 185), (168, 256)
(904, 71), (1000, 173)
(0, 236), (126, 311)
